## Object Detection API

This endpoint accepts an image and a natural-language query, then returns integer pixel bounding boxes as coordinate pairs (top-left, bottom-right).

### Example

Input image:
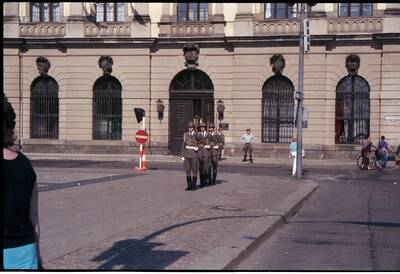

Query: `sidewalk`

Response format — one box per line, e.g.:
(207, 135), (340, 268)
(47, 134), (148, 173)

(26, 152), (353, 167)
(35, 160), (318, 270)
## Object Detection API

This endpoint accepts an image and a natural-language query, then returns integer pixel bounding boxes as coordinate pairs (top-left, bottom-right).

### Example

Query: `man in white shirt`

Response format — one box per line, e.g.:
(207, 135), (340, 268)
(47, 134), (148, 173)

(241, 128), (255, 163)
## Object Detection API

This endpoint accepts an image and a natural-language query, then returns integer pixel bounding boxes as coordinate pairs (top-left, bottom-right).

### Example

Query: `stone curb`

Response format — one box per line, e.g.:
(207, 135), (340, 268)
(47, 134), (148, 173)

(188, 180), (319, 270)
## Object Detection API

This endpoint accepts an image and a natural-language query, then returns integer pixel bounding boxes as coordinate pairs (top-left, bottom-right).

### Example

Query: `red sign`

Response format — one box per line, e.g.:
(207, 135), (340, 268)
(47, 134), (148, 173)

(135, 130), (149, 144)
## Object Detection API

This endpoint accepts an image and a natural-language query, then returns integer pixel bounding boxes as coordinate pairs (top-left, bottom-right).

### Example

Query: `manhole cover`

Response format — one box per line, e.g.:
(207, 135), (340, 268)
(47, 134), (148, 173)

(212, 206), (243, 211)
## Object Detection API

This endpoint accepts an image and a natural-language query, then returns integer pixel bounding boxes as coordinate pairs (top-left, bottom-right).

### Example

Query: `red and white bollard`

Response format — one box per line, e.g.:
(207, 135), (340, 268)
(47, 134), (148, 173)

(136, 144), (147, 171)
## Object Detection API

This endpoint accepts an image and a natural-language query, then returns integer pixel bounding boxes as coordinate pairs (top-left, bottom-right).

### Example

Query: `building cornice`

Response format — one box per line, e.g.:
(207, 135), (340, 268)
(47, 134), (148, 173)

(3, 34), (399, 52)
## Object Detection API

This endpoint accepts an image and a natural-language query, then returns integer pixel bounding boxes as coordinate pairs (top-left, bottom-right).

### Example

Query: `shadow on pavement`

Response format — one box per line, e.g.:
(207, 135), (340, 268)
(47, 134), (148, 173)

(92, 215), (261, 270)
(91, 239), (188, 270)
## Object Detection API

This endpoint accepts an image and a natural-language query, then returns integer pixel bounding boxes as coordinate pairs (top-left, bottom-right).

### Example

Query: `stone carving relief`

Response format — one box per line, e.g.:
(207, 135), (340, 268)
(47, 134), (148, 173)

(345, 54), (360, 76)
(270, 54), (286, 75)
(36, 56), (51, 76)
(183, 43), (200, 70)
(98, 55), (113, 76)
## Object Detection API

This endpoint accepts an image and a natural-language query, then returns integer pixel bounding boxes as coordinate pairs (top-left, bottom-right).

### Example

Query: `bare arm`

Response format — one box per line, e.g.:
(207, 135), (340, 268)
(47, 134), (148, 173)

(30, 181), (41, 264)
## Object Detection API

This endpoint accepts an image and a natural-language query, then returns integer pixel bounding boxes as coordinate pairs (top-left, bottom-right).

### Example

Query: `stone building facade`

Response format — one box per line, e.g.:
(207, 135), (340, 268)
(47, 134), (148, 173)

(3, 3), (400, 159)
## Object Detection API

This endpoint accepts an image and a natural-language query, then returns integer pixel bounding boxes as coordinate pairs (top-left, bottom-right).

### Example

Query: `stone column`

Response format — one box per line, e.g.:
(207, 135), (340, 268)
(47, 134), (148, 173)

(385, 3), (400, 15)
(159, 3), (171, 37)
(66, 2), (84, 37)
(213, 3), (225, 36)
(308, 3), (326, 18)
(4, 2), (19, 38)
(234, 3), (254, 36)
(133, 2), (151, 37)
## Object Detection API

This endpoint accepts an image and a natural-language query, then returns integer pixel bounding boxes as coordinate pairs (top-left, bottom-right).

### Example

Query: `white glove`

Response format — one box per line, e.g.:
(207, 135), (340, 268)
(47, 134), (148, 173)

(194, 147), (199, 151)
(181, 157), (185, 161)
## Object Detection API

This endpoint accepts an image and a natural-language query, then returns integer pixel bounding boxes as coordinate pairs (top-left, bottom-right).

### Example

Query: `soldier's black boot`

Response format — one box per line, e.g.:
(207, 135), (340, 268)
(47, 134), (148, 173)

(250, 155), (253, 163)
(207, 170), (212, 186)
(212, 170), (217, 185)
(185, 176), (192, 191)
(242, 155), (247, 162)
(200, 174), (205, 188)
(191, 176), (197, 191)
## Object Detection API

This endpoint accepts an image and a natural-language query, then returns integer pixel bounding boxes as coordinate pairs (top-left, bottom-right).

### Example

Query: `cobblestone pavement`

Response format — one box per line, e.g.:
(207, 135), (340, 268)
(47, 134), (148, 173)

(33, 160), (310, 270)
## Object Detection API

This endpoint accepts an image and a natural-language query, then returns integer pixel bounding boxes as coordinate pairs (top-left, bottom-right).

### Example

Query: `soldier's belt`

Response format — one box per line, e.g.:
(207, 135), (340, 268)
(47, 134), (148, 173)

(186, 146), (199, 151)
(204, 145), (211, 149)
(213, 145), (219, 149)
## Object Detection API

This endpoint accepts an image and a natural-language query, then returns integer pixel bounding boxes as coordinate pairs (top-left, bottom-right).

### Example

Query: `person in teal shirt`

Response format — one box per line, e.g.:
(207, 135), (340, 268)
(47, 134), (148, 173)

(289, 137), (305, 176)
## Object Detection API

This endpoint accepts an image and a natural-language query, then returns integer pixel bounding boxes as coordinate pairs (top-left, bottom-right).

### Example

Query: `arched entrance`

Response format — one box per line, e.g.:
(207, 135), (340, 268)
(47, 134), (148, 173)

(169, 69), (214, 155)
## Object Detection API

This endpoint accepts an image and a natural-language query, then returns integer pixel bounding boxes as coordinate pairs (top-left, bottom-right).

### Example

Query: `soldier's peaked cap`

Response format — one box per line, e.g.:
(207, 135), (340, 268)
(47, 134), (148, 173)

(209, 123), (215, 128)
(200, 122), (207, 127)
(187, 121), (194, 127)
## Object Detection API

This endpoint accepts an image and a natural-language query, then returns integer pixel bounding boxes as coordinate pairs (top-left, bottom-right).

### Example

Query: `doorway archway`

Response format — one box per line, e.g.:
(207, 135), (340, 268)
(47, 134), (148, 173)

(169, 69), (214, 155)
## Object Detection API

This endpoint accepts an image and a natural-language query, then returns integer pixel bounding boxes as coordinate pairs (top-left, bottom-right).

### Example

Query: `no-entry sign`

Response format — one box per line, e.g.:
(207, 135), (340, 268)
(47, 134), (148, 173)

(135, 130), (149, 144)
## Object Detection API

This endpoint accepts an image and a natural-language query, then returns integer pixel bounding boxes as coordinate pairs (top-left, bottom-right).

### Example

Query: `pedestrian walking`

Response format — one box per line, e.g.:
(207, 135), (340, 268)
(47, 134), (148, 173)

(377, 136), (393, 169)
(197, 122), (211, 187)
(208, 123), (222, 185)
(289, 137), (305, 176)
(3, 96), (42, 270)
(217, 125), (225, 161)
(241, 128), (255, 163)
(181, 121), (199, 191)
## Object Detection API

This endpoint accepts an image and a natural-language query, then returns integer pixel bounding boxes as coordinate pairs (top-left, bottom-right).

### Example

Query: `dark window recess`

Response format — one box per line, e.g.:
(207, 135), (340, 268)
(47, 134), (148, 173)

(335, 75), (370, 144)
(262, 75), (295, 143)
(30, 2), (60, 22)
(92, 76), (122, 140)
(170, 69), (214, 91)
(30, 76), (59, 139)
(95, 2), (124, 22)
(338, 3), (373, 17)
(177, 3), (208, 21)
(265, 3), (297, 19)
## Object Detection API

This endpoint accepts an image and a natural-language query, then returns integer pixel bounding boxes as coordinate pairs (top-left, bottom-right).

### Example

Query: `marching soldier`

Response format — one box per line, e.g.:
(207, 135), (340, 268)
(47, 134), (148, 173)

(208, 123), (222, 185)
(197, 121), (211, 187)
(217, 125), (225, 161)
(181, 121), (199, 191)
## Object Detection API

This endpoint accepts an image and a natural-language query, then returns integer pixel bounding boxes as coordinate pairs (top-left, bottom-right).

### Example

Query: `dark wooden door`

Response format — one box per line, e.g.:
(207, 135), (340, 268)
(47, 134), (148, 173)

(203, 97), (214, 124)
(169, 100), (193, 154)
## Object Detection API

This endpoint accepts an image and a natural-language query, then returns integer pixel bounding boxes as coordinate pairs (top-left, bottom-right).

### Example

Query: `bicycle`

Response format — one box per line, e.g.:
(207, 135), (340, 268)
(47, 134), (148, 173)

(357, 148), (378, 170)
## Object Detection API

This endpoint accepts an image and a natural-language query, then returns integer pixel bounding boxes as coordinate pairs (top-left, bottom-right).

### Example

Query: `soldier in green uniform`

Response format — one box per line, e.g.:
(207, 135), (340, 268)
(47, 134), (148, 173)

(181, 121), (199, 191)
(217, 125), (225, 161)
(197, 121), (211, 187)
(208, 123), (223, 185)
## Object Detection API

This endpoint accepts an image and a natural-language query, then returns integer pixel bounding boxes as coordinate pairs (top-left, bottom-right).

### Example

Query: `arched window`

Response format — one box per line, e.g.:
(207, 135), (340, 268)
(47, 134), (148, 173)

(30, 75), (59, 139)
(170, 69), (214, 91)
(335, 75), (370, 144)
(262, 75), (295, 143)
(92, 76), (122, 140)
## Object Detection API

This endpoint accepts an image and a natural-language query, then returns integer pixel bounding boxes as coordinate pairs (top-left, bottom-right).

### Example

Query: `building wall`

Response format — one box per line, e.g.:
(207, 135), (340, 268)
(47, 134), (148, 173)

(3, 2), (400, 158)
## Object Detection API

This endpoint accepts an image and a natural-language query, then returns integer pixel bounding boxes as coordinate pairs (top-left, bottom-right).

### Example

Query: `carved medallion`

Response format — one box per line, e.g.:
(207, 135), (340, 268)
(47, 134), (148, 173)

(270, 54), (285, 75)
(98, 55), (113, 76)
(183, 43), (200, 70)
(345, 54), (360, 76)
(36, 56), (51, 76)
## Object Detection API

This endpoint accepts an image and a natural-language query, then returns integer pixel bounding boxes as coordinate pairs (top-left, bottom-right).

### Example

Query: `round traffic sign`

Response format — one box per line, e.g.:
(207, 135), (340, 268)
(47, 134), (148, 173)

(135, 130), (149, 144)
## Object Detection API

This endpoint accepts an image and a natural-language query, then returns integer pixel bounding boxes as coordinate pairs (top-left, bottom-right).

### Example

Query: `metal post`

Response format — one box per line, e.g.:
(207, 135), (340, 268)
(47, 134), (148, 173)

(296, 3), (305, 179)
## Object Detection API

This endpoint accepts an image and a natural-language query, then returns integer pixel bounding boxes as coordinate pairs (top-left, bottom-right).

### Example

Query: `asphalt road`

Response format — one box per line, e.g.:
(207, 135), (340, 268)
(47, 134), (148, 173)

(234, 165), (400, 270)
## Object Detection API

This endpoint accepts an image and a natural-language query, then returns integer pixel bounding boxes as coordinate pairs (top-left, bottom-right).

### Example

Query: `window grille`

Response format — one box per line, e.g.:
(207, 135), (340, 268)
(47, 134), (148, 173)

(177, 3), (209, 21)
(30, 76), (59, 139)
(335, 75), (370, 144)
(169, 69), (214, 91)
(262, 75), (295, 143)
(92, 76), (122, 140)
